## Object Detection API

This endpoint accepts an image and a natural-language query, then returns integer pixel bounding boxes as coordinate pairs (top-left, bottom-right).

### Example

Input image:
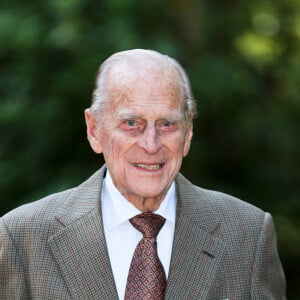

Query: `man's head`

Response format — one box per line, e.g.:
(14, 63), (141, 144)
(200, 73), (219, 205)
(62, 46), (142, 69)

(85, 49), (196, 212)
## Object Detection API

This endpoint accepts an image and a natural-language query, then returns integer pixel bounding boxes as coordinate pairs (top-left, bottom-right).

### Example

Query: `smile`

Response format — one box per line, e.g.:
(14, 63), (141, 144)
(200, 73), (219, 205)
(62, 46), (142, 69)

(133, 163), (164, 170)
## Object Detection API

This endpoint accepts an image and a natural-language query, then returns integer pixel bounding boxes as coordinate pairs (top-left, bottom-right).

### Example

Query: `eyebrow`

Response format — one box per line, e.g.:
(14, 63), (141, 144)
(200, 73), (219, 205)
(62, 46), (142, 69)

(115, 108), (184, 122)
(115, 109), (141, 120)
(163, 114), (183, 123)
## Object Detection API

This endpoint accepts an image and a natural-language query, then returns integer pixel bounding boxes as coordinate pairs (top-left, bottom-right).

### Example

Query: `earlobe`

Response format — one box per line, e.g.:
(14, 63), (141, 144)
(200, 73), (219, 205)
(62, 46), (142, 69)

(183, 125), (193, 157)
(85, 109), (103, 154)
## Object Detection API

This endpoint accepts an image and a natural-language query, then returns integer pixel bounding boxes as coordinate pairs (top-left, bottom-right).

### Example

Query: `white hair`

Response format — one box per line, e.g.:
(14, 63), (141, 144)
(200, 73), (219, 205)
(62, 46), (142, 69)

(89, 49), (196, 125)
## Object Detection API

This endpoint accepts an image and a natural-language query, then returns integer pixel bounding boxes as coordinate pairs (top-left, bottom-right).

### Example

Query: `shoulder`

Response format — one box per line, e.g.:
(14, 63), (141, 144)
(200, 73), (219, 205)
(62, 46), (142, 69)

(1, 187), (76, 236)
(1, 166), (106, 236)
(176, 172), (267, 235)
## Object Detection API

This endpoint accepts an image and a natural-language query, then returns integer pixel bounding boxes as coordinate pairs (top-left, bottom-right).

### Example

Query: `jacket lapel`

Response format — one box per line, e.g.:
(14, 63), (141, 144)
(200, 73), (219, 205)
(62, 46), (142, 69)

(165, 174), (226, 300)
(48, 166), (118, 299)
(48, 166), (225, 299)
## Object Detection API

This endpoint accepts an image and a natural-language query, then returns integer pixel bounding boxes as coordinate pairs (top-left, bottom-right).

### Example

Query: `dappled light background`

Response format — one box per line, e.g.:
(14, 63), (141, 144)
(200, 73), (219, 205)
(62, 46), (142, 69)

(1, 0), (299, 298)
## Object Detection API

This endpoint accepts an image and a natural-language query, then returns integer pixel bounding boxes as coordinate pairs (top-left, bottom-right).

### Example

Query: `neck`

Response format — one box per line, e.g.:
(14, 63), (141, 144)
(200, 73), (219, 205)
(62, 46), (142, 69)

(123, 193), (165, 212)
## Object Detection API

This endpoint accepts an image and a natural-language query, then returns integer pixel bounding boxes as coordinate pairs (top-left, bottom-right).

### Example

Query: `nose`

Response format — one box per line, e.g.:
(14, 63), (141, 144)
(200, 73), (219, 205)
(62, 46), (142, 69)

(138, 124), (162, 154)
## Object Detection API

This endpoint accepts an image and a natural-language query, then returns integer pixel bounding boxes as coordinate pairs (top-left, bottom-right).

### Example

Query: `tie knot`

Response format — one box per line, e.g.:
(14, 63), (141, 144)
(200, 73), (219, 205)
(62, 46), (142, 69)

(130, 213), (165, 238)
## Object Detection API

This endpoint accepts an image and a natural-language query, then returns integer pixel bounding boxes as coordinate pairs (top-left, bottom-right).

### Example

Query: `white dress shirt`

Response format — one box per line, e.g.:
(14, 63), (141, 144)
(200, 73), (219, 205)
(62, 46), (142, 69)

(101, 170), (176, 300)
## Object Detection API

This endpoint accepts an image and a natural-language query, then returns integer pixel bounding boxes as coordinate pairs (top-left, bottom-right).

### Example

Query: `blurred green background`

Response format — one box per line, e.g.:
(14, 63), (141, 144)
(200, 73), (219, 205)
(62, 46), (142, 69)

(0, 0), (299, 298)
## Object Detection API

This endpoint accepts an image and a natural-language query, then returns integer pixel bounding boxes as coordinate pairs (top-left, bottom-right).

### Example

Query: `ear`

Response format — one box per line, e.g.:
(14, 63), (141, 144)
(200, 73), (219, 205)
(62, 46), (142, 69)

(183, 124), (193, 157)
(84, 109), (103, 154)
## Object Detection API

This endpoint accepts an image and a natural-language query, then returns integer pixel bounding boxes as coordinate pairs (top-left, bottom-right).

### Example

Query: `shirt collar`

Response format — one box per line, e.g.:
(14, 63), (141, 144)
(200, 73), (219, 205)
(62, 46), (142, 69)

(101, 169), (176, 230)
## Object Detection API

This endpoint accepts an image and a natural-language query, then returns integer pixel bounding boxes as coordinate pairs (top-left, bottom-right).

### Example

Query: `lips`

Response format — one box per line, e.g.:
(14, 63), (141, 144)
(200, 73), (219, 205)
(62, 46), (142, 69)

(133, 163), (164, 170)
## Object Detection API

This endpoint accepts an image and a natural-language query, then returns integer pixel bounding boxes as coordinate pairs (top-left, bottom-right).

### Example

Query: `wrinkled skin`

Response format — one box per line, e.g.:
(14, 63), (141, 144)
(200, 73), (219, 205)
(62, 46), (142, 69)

(85, 65), (192, 212)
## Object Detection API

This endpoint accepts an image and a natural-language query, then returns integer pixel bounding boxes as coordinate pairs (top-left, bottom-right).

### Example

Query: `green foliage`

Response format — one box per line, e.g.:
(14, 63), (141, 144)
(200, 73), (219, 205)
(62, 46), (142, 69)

(1, 0), (299, 297)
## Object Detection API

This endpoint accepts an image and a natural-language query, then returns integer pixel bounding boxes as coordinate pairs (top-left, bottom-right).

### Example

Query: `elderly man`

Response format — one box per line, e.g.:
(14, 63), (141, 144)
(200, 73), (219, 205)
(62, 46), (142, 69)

(0, 49), (285, 299)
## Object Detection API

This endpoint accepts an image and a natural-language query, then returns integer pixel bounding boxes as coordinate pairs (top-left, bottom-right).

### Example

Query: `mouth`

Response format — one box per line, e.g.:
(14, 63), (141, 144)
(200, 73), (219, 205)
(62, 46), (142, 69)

(133, 163), (164, 171)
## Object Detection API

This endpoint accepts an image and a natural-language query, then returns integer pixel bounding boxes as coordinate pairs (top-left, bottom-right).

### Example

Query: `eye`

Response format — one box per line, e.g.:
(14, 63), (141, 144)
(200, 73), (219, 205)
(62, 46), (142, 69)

(158, 119), (177, 133)
(162, 120), (172, 127)
(127, 120), (136, 127)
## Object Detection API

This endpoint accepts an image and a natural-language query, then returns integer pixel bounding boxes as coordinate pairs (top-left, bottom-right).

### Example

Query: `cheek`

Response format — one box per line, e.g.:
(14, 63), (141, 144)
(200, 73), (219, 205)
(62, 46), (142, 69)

(174, 135), (187, 153)
(170, 130), (192, 159)
(164, 138), (186, 162)
(102, 132), (128, 163)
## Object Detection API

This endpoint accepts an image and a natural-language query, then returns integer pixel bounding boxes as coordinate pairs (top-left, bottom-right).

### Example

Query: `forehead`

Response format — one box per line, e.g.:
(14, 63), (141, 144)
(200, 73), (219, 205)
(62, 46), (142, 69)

(105, 65), (185, 117)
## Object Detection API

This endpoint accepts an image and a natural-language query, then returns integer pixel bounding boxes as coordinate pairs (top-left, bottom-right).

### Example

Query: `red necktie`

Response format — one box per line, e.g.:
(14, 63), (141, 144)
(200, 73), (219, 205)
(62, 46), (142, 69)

(124, 213), (167, 300)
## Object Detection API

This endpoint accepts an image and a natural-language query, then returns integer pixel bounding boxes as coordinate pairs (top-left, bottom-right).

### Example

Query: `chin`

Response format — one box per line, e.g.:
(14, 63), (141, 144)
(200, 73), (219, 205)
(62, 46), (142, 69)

(132, 186), (166, 199)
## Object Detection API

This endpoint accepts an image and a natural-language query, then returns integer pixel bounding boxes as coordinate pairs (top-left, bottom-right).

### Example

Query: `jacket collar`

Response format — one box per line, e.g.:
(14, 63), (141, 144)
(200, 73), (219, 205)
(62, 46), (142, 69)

(49, 166), (225, 299)
(165, 173), (225, 299)
(49, 165), (119, 299)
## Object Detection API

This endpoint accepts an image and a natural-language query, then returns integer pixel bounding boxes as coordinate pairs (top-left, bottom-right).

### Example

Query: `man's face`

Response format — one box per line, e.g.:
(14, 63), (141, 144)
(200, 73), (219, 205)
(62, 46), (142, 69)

(86, 68), (192, 210)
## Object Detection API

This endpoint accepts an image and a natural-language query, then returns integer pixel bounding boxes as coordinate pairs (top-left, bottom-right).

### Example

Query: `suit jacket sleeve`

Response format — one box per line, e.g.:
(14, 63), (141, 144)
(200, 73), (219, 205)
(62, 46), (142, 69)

(0, 218), (28, 299)
(250, 213), (286, 299)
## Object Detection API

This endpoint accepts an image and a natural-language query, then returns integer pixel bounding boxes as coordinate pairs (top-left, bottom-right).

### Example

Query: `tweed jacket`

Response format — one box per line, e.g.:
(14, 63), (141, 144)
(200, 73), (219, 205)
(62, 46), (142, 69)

(0, 166), (286, 299)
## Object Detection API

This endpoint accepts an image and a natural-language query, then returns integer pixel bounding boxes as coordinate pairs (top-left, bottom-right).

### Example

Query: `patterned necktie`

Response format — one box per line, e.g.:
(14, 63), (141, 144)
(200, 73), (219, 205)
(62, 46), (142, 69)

(124, 212), (167, 300)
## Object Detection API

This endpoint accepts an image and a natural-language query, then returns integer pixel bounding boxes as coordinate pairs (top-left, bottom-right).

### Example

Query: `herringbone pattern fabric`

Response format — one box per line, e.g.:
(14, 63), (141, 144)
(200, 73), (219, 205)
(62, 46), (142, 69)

(0, 166), (286, 299)
(124, 213), (166, 300)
